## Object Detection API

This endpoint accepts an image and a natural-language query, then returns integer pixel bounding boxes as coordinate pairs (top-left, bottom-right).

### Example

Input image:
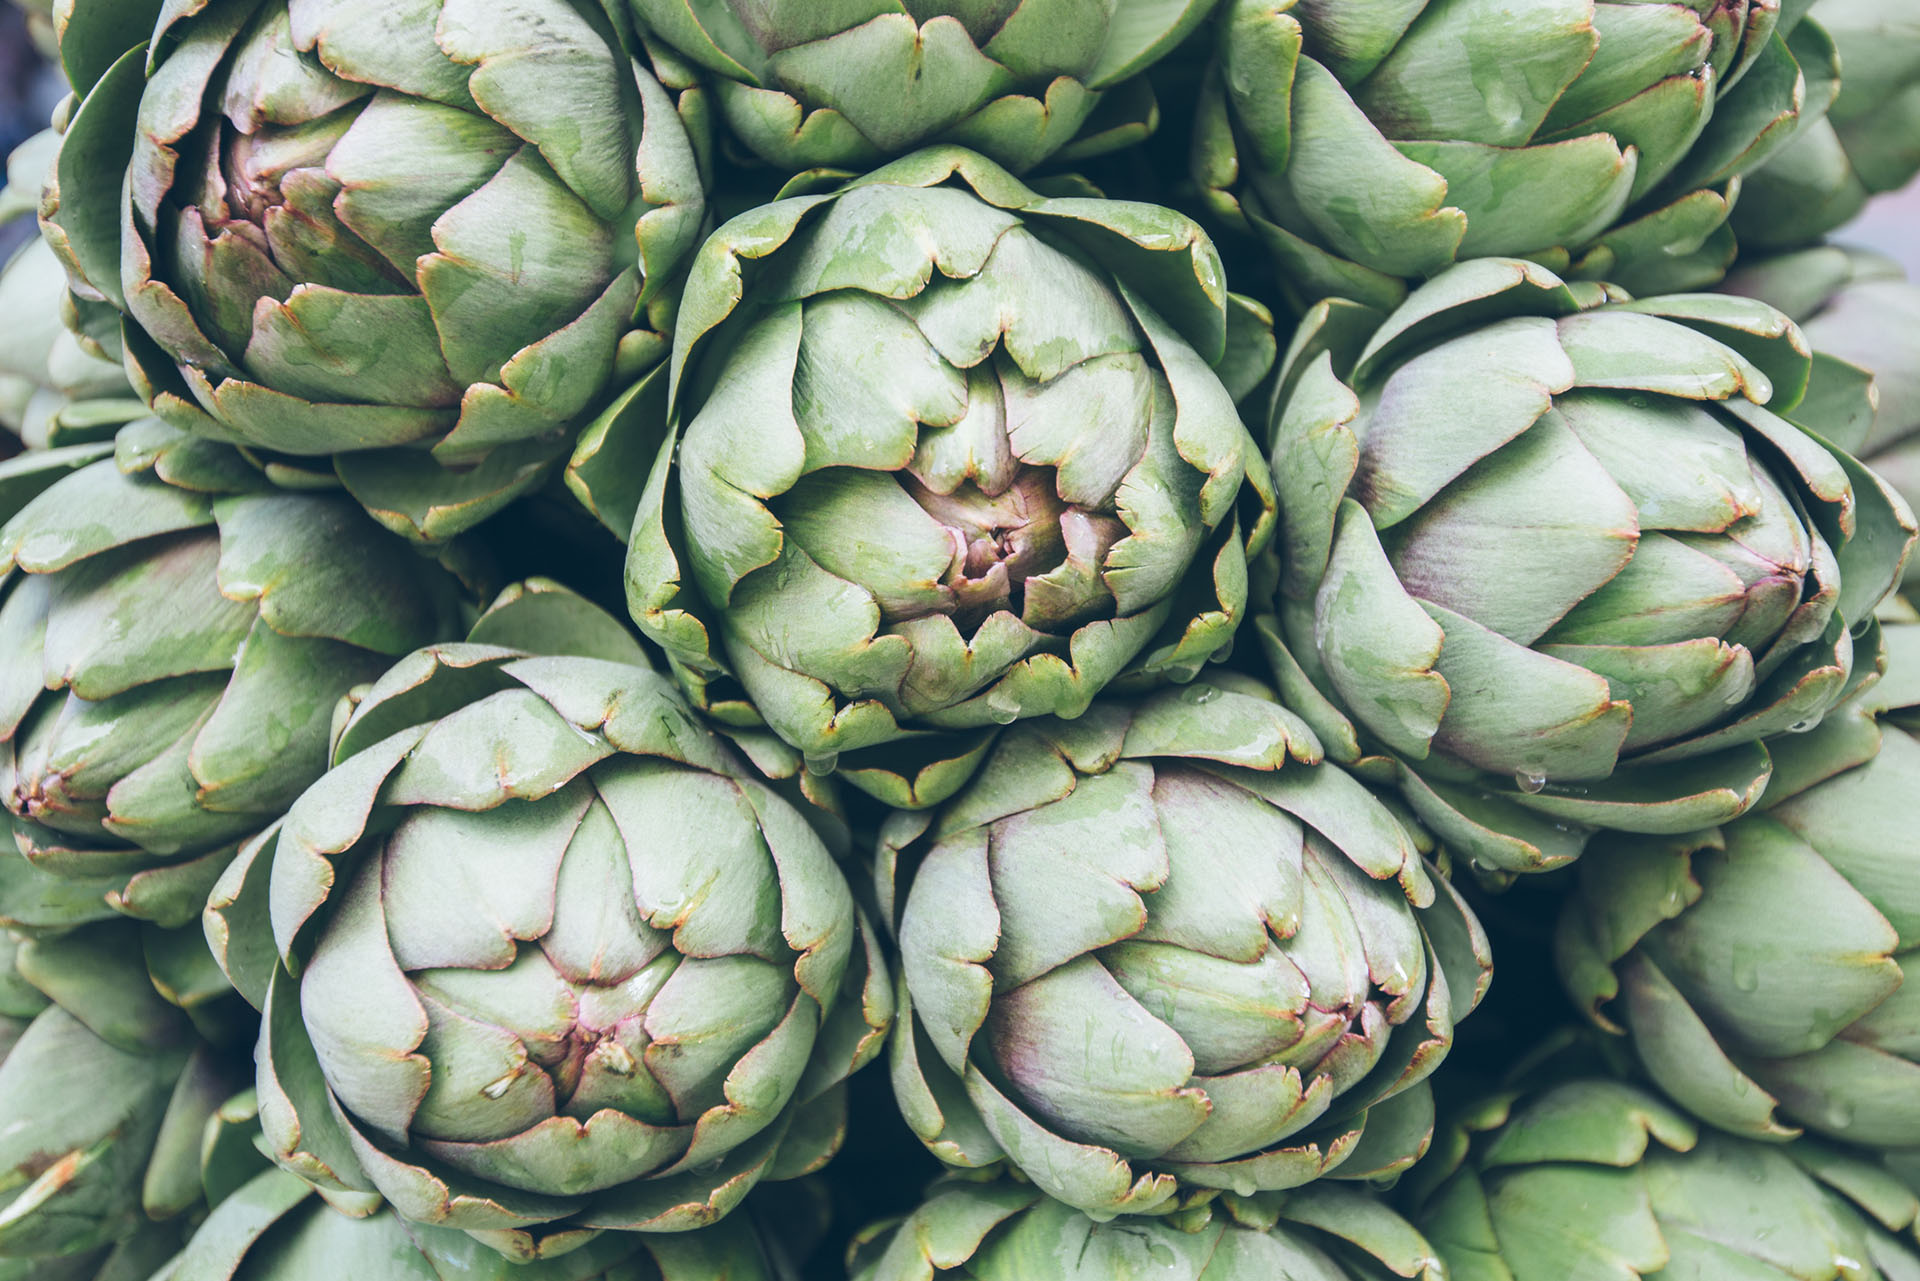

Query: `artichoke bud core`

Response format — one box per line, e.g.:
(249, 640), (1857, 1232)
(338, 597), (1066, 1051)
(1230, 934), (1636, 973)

(906, 468), (1121, 633)
(902, 469), (1123, 633)
(513, 947), (681, 1121)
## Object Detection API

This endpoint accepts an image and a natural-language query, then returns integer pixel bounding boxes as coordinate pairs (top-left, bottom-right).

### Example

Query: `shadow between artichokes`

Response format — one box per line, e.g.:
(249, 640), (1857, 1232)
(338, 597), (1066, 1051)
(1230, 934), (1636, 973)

(40, 0), (710, 542)
(203, 581), (892, 1261)
(592, 145), (1277, 802)
(1557, 613), (1920, 1148)
(622, 0), (1220, 175)
(847, 1175), (1442, 1281)
(1194, 0), (1841, 311)
(876, 673), (1490, 1224)
(1257, 257), (1915, 879)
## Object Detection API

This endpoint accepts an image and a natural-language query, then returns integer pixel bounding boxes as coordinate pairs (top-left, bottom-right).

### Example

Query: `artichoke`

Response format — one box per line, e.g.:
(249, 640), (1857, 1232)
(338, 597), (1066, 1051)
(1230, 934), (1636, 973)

(849, 1177), (1442, 1281)
(1557, 614), (1920, 1148)
(1259, 257), (1914, 877)
(623, 0), (1219, 174)
(0, 930), (264, 1278)
(1404, 1071), (1920, 1280)
(0, 439), (475, 935)
(1721, 245), (1920, 586)
(1195, 0), (1840, 310)
(204, 582), (892, 1259)
(878, 673), (1490, 1222)
(160, 1166), (814, 1281)
(0, 132), (141, 453)
(1732, 0), (1920, 250)
(43, 0), (710, 542)
(597, 146), (1276, 792)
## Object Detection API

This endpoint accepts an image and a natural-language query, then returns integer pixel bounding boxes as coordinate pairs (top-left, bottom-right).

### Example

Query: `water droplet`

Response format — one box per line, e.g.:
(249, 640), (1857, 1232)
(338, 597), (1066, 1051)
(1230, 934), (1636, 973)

(984, 688), (1022, 724)
(804, 752), (838, 776)
(1788, 716), (1820, 733)
(481, 1070), (521, 1100)
(1825, 1099), (1855, 1130)
(1181, 685), (1219, 706)
(1515, 771), (1548, 795)
(1731, 945), (1762, 993)
(1834, 1256), (1864, 1280)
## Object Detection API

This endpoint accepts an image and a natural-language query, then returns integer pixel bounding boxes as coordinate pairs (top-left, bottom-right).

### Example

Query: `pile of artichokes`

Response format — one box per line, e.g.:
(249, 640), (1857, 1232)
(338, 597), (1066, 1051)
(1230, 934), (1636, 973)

(1, 0), (1916, 1276)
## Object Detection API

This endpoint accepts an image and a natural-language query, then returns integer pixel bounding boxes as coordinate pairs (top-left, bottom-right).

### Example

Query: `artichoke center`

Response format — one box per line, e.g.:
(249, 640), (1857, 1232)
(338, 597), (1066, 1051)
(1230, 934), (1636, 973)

(907, 470), (1070, 629)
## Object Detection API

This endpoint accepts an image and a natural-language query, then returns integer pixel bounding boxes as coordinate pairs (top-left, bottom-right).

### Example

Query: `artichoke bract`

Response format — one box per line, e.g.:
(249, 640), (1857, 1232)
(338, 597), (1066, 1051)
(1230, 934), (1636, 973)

(849, 1177), (1442, 1281)
(1404, 1073), (1920, 1280)
(611, 147), (1277, 780)
(0, 439), (473, 935)
(44, 0), (709, 542)
(1732, 0), (1920, 250)
(1558, 616), (1920, 1148)
(1721, 245), (1920, 586)
(877, 675), (1490, 1222)
(204, 583), (891, 1259)
(1195, 0), (1838, 310)
(624, 0), (1218, 174)
(1259, 258), (1915, 877)
(161, 1166), (812, 1281)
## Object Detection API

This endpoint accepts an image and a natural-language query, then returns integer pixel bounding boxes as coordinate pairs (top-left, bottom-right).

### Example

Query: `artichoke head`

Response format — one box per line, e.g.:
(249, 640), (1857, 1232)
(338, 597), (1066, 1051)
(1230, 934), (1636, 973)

(608, 146), (1277, 775)
(879, 674), (1490, 1222)
(43, 0), (710, 541)
(206, 584), (892, 1259)
(1260, 257), (1915, 876)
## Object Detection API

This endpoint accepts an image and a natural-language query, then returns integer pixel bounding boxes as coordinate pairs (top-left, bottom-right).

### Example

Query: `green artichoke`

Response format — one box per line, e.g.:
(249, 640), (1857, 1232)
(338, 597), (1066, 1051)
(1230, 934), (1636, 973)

(879, 673), (1490, 1222)
(0, 931), (265, 1278)
(1195, 0), (1840, 310)
(1557, 614), (1920, 1148)
(0, 133), (143, 453)
(159, 1166), (813, 1281)
(1721, 245), (1920, 587)
(599, 146), (1276, 793)
(849, 1177), (1442, 1281)
(1404, 1071), (1920, 1280)
(1260, 257), (1914, 877)
(1732, 0), (1920, 250)
(623, 0), (1219, 174)
(43, 0), (710, 542)
(0, 439), (474, 935)
(0, 236), (140, 453)
(204, 582), (892, 1259)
